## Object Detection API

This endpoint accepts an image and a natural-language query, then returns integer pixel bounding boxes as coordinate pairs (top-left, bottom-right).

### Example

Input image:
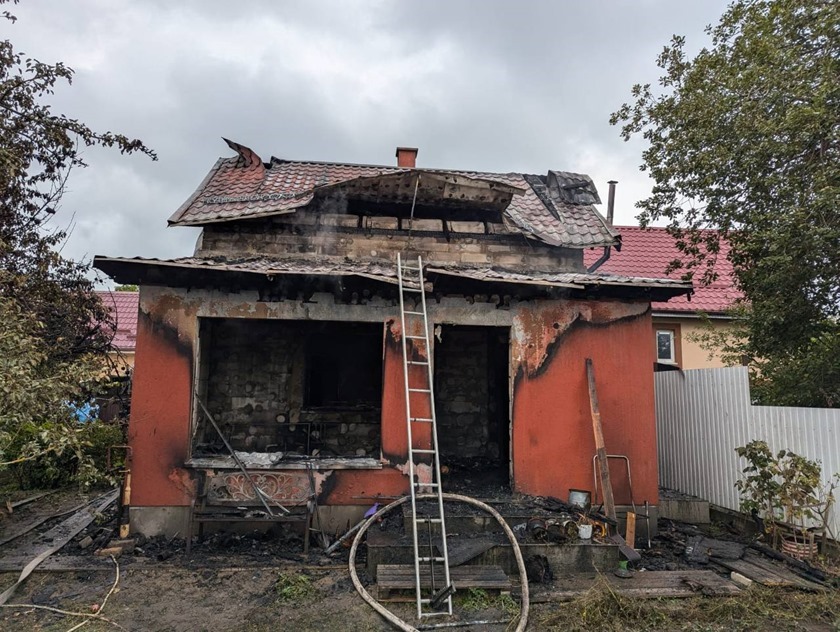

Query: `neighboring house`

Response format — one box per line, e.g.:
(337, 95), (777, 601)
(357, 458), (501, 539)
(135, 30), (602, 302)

(95, 290), (138, 421)
(96, 290), (139, 371)
(584, 227), (740, 369)
(94, 142), (690, 536)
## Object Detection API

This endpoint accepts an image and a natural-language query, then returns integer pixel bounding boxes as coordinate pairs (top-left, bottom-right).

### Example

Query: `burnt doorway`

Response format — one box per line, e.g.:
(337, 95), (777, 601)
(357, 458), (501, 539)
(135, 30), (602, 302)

(434, 325), (510, 491)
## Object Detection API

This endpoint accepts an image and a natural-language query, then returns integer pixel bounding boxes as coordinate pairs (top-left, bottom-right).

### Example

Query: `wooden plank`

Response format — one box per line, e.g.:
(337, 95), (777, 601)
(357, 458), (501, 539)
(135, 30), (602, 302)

(7, 491), (56, 511)
(447, 536), (502, 566)
(586, 359), (615, 521)
(525, 570), (740, 602)
(713, 558), (795, 586)
(377, 564), (510, 591)
(625, 512), (636, 549)
(741, 550), (826, 592)
(609, 533), (641, 562)
(379, 570), (509, 583)
(0, 499), (93, 548)
(0, 490), (119, 605)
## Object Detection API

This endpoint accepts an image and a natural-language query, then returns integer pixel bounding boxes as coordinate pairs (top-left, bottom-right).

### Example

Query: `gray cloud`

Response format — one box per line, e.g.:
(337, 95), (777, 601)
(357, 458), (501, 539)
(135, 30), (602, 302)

(10, 0), (729, 277)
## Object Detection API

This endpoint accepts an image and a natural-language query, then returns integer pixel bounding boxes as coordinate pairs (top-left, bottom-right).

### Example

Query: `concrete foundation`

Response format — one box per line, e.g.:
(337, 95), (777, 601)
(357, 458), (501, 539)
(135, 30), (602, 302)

(660, 491), (710, 524)
(129, 506), (191, 538)
(366, 529), (619, 576)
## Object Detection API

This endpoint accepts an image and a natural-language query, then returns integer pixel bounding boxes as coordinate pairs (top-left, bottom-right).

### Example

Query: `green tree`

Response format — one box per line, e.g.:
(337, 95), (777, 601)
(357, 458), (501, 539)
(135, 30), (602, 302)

(0, 1), (154, 483)
(612, 0), (840, 407)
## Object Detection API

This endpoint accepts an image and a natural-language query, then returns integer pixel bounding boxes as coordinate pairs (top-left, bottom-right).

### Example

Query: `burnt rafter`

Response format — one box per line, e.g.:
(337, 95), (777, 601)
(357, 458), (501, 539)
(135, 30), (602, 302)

(315, 171), (524, 221)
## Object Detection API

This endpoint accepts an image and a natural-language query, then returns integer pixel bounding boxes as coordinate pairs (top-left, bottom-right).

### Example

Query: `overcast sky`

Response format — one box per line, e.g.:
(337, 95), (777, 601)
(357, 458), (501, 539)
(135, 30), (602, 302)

(9, 0), (729, 276)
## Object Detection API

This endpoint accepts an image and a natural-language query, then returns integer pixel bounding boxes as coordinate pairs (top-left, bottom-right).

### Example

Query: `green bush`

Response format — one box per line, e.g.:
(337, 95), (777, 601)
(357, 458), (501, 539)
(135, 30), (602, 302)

(8, 419), (125, 489)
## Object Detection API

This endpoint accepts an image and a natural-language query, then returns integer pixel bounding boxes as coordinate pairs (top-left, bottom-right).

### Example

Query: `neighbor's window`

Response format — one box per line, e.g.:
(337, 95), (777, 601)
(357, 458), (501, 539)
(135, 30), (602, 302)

(656, 329), (676, 364)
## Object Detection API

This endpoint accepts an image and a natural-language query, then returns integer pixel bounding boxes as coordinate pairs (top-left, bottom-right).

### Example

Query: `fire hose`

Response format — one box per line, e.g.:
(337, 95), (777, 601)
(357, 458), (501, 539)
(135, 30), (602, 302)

(348, 493), (530, 632)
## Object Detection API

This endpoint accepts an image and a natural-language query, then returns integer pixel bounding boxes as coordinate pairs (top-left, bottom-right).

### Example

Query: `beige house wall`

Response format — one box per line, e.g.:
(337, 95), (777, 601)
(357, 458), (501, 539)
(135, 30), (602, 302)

(108, 350), (135, 374)
(652, 316), (733, 370)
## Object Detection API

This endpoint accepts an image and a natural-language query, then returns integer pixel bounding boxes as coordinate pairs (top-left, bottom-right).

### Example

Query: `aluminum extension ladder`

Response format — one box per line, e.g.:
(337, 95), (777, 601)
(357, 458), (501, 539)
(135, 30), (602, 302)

(396, 253), (455, 619)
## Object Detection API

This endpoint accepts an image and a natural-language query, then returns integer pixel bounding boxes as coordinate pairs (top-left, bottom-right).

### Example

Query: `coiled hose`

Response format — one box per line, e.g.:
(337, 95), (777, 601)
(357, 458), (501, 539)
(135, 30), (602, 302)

(348, 493), (530, 632)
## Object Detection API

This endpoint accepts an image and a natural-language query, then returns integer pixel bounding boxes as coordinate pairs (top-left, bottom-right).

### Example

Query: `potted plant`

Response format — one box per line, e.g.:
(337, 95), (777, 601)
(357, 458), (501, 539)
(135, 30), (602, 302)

(735, 440), (835, 559)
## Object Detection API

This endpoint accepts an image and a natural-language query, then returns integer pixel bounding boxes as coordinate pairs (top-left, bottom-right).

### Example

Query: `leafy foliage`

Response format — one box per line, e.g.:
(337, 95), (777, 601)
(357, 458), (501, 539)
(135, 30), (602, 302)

(0, 297), (121, 487)
(735, 440), (835, 551)
(612, 0), (840, 407)
(0, 1), (153, 485)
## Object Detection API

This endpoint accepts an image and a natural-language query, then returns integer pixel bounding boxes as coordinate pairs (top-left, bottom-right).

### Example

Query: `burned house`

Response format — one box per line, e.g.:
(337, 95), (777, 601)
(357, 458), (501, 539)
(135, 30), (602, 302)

(94, 143), (691, 536)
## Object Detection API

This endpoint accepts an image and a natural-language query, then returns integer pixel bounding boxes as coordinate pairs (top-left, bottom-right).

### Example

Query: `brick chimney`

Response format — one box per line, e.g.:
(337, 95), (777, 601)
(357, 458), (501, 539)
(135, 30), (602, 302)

(395, 146), (418, 168)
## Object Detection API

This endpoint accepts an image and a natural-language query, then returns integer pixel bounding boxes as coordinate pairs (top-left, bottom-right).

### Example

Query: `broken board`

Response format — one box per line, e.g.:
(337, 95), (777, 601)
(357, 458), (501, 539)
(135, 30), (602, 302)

(377, 564), (511, 600)
(524, 570), (741, 602)
(446, 535), (505, 567)
(713, 550), (826, 592)
(0, 489), (119, 604)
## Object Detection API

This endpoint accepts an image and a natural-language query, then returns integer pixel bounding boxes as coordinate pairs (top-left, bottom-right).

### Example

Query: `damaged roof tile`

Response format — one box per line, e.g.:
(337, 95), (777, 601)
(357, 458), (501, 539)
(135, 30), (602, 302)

(94, 255), (691, 296)
(168, 152), (620, 249)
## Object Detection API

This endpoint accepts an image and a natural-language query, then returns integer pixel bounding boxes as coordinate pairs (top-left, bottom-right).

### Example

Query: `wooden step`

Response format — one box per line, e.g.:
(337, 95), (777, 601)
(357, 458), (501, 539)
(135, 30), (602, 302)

(377, 564), (511, 598)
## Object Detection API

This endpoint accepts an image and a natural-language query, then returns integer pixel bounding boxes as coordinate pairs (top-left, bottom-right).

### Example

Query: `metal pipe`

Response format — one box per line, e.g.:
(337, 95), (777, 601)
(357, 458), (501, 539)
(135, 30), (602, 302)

(587, 180), (617, 273)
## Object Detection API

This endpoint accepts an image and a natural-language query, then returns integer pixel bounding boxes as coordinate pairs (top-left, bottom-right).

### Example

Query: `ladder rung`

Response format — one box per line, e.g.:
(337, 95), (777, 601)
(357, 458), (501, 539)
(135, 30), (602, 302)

(408, 388), (432, 393)
(418, 556), (445, 562)
(414, 482), (439, 488)
(404, 310), (425, 316)
(411, 448), (436, 454)
(416, 518), (443, 524)
(405, 334), (428, 340)
(407, 360), (429, 365)
(410, 417), (434, 422)
(401, 287), (423, 292)
(401, 265), (422, 271)
(420, 611), (451, 618)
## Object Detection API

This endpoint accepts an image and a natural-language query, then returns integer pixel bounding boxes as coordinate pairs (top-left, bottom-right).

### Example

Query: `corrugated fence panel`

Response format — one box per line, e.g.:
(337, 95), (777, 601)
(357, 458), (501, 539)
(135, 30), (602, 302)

(655, 366), (840, 534)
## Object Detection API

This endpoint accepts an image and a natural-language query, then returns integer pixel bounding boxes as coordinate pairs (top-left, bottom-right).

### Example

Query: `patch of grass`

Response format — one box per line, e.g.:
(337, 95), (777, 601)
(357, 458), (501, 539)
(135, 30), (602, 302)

(461, 588), (493, 611)
(539, 578), (840, 631)
(459, 587), (519, 617)
(274, 572), (317, 605)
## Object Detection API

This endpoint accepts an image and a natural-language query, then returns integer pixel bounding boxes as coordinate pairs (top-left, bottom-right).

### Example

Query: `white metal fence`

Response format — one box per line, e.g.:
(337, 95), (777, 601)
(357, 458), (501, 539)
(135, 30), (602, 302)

(655, 366), (840, 534)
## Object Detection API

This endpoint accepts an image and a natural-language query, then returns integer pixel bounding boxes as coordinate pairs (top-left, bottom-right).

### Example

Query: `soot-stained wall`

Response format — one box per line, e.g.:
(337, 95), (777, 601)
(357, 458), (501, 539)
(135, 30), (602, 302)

(198, 318), (382, 458)
(128, 285), (660, 522)
(510, 300), (659, 504)
(435, 326), (509, 466)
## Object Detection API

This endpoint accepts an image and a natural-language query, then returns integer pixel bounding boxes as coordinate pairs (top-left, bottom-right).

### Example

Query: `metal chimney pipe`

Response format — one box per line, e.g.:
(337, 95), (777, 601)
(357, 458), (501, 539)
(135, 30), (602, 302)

(606, 180), (617, 225)
(587, 180), (617, 273)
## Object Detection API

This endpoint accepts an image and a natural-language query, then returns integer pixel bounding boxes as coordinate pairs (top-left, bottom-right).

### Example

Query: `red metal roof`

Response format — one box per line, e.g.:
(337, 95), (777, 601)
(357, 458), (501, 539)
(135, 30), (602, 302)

(96, 291), (138, 351)
(583, 226), (741, 314)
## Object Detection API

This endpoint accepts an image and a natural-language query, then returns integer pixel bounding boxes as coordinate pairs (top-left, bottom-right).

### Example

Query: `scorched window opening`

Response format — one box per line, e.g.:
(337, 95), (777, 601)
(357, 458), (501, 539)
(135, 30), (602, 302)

(195, 318), (383, 459)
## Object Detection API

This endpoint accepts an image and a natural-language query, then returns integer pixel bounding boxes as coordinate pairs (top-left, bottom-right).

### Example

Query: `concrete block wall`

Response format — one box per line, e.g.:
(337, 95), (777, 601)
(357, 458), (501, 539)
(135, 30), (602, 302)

(198, 212), (584, 272)
(435, 330), (496, 461)
(200, 318), (381, 457)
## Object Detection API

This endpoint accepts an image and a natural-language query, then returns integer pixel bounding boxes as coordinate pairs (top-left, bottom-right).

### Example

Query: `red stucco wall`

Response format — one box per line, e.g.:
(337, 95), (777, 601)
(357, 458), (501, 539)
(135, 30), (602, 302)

(129, 312), (195, 506)
(127, 291), (658, 510)
(511, 306), (659, 504)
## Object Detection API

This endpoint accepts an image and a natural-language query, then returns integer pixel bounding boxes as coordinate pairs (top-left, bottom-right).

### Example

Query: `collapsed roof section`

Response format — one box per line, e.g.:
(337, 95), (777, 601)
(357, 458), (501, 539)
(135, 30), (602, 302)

(93, 255), (692, 302)
(167, 140), (620, 249)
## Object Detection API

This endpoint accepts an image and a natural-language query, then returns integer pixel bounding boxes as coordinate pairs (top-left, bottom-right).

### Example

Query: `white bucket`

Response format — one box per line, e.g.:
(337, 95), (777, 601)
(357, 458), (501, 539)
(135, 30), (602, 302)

(578, 524), (593, 540)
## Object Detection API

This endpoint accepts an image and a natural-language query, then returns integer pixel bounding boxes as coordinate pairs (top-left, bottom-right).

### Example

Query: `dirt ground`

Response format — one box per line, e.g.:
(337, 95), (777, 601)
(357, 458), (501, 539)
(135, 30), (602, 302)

(0, 487), (837, 631)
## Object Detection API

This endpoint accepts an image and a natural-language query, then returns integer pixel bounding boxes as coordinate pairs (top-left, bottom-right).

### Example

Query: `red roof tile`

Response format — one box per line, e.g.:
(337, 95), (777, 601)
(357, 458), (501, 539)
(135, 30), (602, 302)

(583, 227), (741, 314)
(168, 150), (619, 249)
(96, 291), (138, 351)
